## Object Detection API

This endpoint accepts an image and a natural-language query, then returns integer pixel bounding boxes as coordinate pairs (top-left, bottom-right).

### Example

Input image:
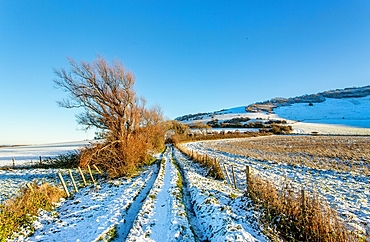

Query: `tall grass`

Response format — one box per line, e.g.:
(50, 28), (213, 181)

(175, 145), (225, 180)
(0, 182), (65, 241)
(168, 132), (270, 144)
(247, 173), (359, 241)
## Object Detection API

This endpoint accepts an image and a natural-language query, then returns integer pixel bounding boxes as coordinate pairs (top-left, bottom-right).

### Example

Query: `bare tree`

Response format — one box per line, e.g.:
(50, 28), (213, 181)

(54, 56), (165, 177)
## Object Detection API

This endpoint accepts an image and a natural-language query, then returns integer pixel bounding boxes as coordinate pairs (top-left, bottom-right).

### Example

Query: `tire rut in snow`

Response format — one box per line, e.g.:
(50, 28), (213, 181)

(125, 146), (195, 241)
(171, 146), (204, 242)
(112, 154), (162, 241)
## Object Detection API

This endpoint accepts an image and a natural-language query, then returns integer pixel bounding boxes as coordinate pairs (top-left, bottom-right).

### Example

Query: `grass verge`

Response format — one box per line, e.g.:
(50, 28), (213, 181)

(246, 173), (361, 241)
(175, 145), (224, 180)
(0, 182), (65, 241)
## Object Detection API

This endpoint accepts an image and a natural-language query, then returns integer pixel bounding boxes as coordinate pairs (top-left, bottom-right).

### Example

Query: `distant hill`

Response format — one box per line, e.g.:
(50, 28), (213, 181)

(246, 85), (370, 113)
(175, 85), (370, 135)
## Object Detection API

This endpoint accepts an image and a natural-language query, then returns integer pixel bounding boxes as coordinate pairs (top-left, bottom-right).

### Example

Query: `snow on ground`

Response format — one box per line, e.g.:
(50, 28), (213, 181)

(182, 139), (370, 237)
(0, 141), (91, 167)
(126, 147), (194, 241)
(2, 143), (270, 241)
(275, 96), (370, 135)
(0, 168), (67, 203)
(173, 147), (268, 242)
(20, 165), (158, 242)
(274, 97), (370, 127)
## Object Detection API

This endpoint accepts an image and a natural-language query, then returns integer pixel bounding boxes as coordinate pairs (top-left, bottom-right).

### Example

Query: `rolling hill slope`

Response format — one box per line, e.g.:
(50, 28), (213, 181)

(176, 86), (370, 135)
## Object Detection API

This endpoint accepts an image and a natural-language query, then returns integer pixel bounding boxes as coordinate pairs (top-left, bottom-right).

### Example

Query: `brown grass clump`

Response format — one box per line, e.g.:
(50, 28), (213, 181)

(205, 135), (370, 174)
(247, 174), (358, 241)
(0, 182), (65, 240)
(175, 145), (225, 180)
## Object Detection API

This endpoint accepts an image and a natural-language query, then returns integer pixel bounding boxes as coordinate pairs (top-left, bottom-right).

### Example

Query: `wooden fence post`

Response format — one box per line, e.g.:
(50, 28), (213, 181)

(223, 164), (232, 186)
(93, 164), (103, 176)
(231, 165), (237, 189)
(69, 169), (79, 193)
(88, 165), (96, 185)
(78, 167), (87, 186)
(58, 173), (70, 197)
(245, 166), (250, 191)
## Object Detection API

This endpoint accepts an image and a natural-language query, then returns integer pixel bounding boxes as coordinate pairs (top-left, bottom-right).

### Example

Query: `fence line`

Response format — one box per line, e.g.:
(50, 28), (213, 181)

(57, 165), (103, 197)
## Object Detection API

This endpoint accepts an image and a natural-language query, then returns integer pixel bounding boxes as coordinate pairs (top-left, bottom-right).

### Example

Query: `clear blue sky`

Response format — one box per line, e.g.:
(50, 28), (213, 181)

(1, 1), (369, 144)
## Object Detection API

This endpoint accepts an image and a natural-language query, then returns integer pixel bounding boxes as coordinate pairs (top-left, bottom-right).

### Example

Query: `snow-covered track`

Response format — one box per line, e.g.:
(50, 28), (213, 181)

(24, 162), (161, 241)
(125, 146), (195, 241)
(173, 146), (268, 242)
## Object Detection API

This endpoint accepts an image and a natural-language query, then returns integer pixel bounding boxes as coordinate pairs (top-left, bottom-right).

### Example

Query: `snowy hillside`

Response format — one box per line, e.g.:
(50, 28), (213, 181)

(177, 86), (370, 135)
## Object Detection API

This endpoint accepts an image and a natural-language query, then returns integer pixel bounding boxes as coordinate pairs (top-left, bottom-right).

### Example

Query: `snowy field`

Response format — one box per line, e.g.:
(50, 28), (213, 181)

(2, 144), (270, 241)
(181, 139), (370, 237)
(0, 141), (91, 203)
(0, 141), (91, 168)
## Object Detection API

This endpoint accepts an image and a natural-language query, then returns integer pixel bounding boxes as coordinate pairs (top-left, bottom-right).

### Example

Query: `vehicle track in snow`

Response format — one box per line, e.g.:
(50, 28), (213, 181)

(173, 146), (268, 242)
(112, 154), (162, 241)
(125, 145), (195, 241)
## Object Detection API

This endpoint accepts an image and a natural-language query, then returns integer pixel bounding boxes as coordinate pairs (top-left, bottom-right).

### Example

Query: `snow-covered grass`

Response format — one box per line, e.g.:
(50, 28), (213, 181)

(0, 168), (70, 203)
(7, 136), (366, 240)
(274, 97), (370, 127)
(22, 165), (157, 242)
(173, 147), (268, 241)
(182, 139), (370, 238)
(2, 142), (271, 241)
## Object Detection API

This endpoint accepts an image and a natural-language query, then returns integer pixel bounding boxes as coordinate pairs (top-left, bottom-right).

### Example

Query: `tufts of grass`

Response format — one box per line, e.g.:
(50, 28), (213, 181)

(0, 182), (65, 241)
(98, 225), (117, 242)
(167, 132), (270, 145)
(246, 174), (360, 242)
(175, 145), (225, 180)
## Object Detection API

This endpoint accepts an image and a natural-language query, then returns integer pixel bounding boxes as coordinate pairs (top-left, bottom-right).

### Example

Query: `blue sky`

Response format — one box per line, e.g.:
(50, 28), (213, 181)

(1, 1), (369, 144)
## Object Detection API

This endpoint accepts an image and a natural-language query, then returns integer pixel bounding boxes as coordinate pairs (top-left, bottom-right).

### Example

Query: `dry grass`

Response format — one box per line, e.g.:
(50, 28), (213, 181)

(176, 145), (225, 180)
(247, 173), (359, 241)
(206, 135), (370, 174)
(168, 132), (270, 145)
(0, 182), (65, 241)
